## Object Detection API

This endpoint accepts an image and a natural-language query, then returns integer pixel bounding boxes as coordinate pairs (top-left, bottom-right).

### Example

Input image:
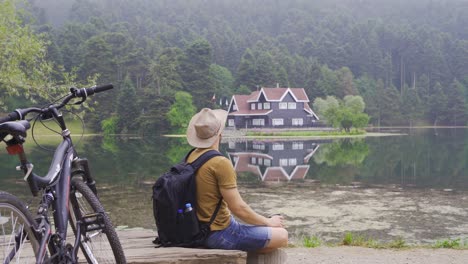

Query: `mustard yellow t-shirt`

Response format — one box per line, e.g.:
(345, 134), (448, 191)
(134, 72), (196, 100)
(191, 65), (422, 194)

(187, 148), (237, 231)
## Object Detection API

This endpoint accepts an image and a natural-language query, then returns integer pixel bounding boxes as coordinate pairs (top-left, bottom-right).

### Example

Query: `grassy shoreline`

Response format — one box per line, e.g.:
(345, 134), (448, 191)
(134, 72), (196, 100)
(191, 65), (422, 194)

(298, 232), (468, 250)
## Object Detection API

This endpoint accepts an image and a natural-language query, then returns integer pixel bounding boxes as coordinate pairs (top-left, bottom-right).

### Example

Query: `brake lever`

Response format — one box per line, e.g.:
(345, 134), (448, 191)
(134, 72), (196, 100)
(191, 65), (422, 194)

(73, 97), (86, 105)
(69, 87), (87, 105)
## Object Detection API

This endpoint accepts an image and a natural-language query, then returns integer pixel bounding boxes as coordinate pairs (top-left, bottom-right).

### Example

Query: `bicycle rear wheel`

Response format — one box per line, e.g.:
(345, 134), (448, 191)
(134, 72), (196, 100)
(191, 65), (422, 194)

(69, 177), (126, 264)
(0, 191), (41, 263)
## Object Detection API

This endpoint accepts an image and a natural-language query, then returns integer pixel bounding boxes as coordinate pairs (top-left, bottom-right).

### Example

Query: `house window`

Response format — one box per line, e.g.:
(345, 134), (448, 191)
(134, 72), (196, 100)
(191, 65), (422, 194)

(292, 142), (303, 150)
(253, 143), (265, 150)
(264, 159), (271, 166)
(257, 103), (263, 110)
(292, 118), (303, 126)
(229, 141), (236, 149)
(251, 157), (257, 164)
(280, 159), (288, 166)
(258, 158), (263, 165)
(272, 119), (284, 126)
(250, 103), (256, 110)
(289, 159), (297, 166)
(228, 119), (235, 127)
(279, 102), (287, 109)
(288, 102), (297, 109)
(263, 102), (271, 109)
(272, 143), (284, 150)
(233, 104), (237, 111)
(252, 119), (264, 126)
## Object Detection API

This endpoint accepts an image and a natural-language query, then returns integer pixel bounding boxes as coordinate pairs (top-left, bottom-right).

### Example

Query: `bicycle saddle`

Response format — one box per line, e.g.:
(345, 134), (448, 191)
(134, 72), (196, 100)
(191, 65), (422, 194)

(0, 120), (30, 138)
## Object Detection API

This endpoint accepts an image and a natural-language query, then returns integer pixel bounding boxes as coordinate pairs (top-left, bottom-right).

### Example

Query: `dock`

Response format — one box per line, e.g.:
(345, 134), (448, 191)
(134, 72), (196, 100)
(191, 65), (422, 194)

(118, 229), (246, 263)
(118, 229), (286, 264)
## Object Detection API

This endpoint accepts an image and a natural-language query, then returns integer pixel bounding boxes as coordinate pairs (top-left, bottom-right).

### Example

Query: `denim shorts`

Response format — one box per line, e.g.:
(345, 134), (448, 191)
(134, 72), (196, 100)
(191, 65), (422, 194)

(204, 217), (271, 251)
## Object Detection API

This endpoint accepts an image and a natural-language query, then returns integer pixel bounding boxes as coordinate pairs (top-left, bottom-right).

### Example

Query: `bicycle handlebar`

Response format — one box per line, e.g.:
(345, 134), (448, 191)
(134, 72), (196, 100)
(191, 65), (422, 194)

(0, 84), (114, 124)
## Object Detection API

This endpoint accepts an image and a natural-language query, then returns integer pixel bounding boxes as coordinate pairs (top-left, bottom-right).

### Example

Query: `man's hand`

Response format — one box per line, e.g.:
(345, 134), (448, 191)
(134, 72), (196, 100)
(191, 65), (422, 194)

(267, 214), (285, 228)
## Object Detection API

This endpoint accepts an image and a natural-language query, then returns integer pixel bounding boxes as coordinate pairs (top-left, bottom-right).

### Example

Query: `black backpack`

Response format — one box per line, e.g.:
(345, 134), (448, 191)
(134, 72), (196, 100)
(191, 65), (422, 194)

(152, 149), (223, 247)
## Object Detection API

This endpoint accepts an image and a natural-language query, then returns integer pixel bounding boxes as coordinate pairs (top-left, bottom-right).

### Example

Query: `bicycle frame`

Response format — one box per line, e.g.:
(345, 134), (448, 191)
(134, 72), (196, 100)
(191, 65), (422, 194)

(7, 109), (97, 263)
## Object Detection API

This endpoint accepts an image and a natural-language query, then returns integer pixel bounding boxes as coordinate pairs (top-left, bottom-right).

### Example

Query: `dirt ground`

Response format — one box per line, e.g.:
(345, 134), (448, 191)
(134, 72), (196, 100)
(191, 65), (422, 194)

(285, 247), (468, 264)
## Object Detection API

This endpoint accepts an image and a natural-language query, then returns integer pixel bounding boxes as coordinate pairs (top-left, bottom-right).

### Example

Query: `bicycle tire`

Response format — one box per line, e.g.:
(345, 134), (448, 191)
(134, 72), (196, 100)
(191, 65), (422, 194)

(69, 177), (126, 264)
(0, 191), (43, 263)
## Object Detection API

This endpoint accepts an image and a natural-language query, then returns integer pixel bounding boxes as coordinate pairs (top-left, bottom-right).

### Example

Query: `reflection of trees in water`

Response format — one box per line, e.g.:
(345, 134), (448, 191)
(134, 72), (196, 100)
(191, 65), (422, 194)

(81, 136), (184, 184)
(164, 137), (192, 164)
(310, 139), (368, 184)
(313, 139), (368, 166)
(361, 129), (467, 188)
(308, 129), (468, 189)
(236, 171), (262, 183)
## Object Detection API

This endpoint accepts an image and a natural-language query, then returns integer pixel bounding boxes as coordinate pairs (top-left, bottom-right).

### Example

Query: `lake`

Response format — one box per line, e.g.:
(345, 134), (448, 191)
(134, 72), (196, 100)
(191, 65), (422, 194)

(0, 128), (467, 245)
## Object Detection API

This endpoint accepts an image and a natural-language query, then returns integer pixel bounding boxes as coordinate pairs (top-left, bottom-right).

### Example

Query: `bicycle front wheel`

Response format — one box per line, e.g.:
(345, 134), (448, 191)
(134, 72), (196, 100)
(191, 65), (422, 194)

(69, 178), (126, 264)
(0, 191), (41, 263)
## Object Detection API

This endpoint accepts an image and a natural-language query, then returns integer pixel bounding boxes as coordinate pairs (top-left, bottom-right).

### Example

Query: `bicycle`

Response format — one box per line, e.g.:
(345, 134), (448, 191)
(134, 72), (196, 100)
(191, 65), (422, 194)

(0, 84), (126, 263)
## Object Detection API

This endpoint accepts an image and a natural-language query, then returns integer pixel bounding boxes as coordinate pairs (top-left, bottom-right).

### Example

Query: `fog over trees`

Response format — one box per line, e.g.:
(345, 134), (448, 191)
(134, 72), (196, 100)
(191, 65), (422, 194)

(2, 0), (467, 133)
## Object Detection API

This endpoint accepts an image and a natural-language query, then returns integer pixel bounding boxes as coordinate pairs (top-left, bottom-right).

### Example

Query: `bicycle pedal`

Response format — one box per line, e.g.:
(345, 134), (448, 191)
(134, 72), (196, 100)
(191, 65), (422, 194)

(80, 212), (105, 232)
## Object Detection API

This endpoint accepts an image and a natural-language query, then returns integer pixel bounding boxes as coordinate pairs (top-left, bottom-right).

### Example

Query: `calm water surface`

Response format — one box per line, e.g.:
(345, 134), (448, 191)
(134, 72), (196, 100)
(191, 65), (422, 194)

(0, 128), (467, 244)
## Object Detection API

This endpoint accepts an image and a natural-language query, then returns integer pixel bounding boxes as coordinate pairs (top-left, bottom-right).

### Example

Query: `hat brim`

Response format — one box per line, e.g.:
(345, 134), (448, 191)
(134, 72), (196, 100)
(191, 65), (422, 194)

(186, 109), (228, 148)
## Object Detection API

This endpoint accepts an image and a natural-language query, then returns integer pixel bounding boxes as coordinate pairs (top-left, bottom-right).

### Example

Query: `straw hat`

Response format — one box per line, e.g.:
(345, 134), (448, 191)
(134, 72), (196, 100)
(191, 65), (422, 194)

(186, 108), (228, 148)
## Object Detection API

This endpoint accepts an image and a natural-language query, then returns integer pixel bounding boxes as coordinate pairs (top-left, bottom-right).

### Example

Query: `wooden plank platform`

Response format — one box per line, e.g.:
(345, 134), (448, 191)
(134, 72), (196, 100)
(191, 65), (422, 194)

(118, 229), (247, 264)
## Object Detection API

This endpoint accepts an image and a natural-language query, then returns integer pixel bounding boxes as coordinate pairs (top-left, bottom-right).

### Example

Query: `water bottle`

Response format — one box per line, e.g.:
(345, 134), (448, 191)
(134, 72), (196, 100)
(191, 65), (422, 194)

(183, 203), (199, 238)
(184, 203), (193, 212)
(176, 209), (184, 224)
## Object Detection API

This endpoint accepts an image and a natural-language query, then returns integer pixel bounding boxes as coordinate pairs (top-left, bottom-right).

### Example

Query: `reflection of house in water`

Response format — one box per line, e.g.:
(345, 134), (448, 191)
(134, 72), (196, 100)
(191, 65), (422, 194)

(227, 140), (321, 182)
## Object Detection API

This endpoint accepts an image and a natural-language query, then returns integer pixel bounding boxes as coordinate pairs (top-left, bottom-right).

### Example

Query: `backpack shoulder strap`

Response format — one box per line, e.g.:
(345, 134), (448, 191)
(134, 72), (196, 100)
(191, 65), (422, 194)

(183, 148), (197, 162)
(188, 149), (222, 170)
(208, 198), (223, 225)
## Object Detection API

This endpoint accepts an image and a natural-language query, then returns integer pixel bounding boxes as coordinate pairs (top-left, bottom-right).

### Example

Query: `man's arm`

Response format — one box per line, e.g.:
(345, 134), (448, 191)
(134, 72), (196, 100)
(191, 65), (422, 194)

(220, 187), (284, 227)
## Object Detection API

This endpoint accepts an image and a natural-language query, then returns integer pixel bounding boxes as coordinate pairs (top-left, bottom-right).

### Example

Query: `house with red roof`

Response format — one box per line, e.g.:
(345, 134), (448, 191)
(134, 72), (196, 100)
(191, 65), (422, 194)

(227, 87), (319, 129)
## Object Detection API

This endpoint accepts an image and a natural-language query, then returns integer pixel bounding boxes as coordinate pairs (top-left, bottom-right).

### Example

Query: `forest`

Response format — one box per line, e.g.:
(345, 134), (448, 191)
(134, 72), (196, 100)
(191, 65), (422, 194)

(1, 0), (467, 134)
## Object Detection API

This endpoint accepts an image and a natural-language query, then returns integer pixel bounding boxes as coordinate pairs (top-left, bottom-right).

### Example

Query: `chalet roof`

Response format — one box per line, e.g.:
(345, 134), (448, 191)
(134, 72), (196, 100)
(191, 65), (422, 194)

(230, 94), (273, 115)
(247, 88), (309, 102)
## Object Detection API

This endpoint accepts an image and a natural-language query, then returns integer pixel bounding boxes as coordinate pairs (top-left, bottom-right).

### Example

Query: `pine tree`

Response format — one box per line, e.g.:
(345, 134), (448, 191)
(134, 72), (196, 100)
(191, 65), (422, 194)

(445, 80), (467, 126)
(428, 82), (448, 126)
(116, 75), (139, 133)
(180, 39), (215, 109)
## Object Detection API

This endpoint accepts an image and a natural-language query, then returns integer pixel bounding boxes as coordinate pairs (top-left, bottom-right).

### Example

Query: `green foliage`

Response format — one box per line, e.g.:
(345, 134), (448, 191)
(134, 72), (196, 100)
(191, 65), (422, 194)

(433, 238), (462, 249)
(428, 82), (448, 126)
(445, 80), (467, 126)
(302, 236), (322, 248)
(388, 237), (407, 249)
(148, 47), (183, 96)
(210, 64), (234, 99)
(116, 75), (139, 133)
(314, 95), (369, 132)
(165, 137), (192, 164)
(180, 38), (215, 109)
(344, 95), (365, 113)
(236, 48), (257, 90)
(235, 85), (252, 95)
(401, 86), (422, 126)
(342, 233), (408, 249)
(137, 95), (172, 136)
(313, 139), (369, 167)
(101, 116), (118, 136)
(167, 91), (196, 134)
(0, 0), (51, 99)
(315, 65), (339, 97)
(342, 232), (364, 246)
